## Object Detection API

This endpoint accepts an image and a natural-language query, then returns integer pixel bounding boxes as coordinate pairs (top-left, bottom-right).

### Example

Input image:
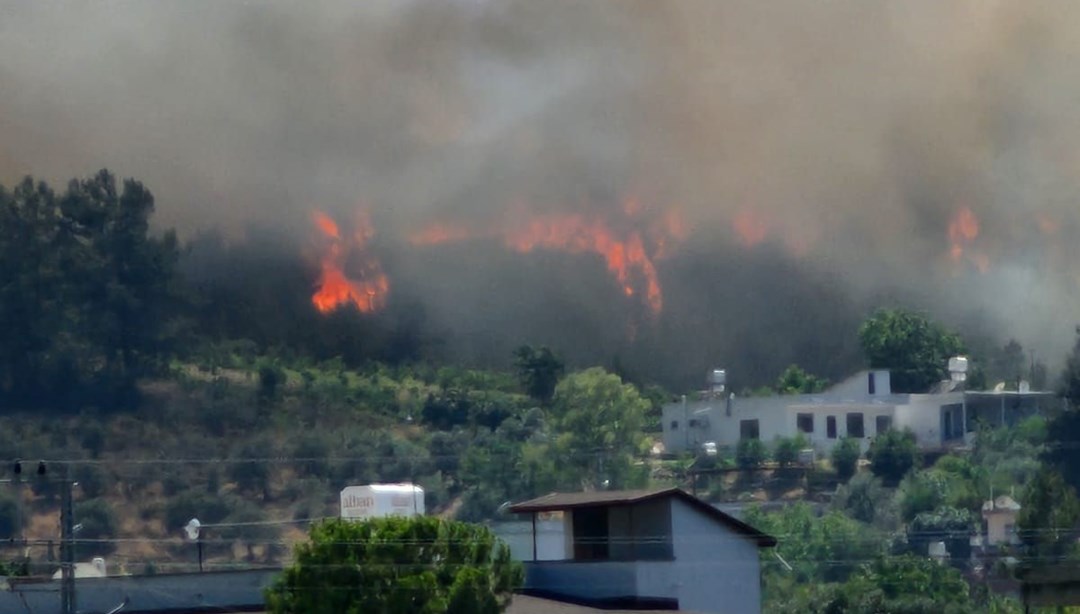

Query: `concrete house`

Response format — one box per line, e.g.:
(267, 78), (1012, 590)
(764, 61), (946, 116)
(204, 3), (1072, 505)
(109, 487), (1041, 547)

(508, 487), (776, 614)
(662, 368), (1055, 457)
(982, 495), (1022, 547)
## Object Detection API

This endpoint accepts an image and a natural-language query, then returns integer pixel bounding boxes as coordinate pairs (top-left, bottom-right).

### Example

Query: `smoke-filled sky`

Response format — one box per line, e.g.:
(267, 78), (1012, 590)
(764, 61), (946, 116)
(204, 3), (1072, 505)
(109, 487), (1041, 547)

(2, 1), (1080, 389)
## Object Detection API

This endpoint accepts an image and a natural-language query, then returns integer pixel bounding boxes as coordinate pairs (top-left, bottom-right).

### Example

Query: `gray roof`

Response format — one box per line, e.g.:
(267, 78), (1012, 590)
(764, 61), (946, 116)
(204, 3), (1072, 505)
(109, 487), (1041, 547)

(509, 487), (776, 547)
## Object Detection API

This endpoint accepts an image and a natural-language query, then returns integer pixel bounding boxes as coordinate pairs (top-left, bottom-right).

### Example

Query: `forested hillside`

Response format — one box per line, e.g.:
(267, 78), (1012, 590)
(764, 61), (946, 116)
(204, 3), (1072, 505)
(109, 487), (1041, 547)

(0, 171), (671, 571)
(2, 171), (1077, 614)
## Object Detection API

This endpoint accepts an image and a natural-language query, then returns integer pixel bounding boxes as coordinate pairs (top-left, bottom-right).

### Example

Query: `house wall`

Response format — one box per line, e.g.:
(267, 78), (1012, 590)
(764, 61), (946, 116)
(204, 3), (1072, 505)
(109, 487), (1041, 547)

(670, 498), (763, 614)
(895, 393), (963, 449)
(786, 403), (897, 453)
(494, 517), (567, 561)
(522, 560), (676, 602)
(607, 499), (673, 560)
(985, 512), (1018, 546)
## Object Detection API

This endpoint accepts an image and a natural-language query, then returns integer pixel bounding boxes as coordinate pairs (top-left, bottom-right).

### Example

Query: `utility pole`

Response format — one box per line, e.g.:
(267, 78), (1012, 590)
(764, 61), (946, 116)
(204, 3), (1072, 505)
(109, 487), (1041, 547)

(59, 465), (76, 614)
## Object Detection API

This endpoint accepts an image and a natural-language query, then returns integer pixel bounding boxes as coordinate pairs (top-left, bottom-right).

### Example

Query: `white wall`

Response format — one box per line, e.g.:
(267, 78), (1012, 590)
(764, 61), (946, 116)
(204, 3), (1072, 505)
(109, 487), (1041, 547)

(985, 511), (1018, 546)
(493, 518), (567, 561)
(664, 394), (965, 456)
(670, 498), (763, 614)
(895, 393), (962, 449)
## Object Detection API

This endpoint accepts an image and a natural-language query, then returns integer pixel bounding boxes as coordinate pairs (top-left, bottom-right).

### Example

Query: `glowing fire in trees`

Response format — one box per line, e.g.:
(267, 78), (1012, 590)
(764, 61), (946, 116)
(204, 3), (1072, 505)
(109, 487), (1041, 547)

(732, 208), (770, 247)
(947, 205), (988, 272)
(311, 210), (389, 313)
(505, 214), (664, 312)
(409, 199), (684, 315)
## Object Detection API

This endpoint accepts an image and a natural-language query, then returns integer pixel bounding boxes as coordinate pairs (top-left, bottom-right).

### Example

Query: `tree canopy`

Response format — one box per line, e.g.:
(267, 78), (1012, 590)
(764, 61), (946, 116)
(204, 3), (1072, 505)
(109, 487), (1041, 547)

(0, 171), (179, 409)
(548, 367), (650, 490)
(266, 516), (522, 614)
(775, 364), (829, 394)
(867, 429), (919, 487)
(858, 308), (965, 393)
(513, 345), (564, 403)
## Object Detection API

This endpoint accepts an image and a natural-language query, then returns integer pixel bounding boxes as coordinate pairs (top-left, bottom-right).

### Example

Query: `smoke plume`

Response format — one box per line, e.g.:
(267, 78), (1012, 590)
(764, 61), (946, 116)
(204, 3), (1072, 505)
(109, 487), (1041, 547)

(2, 1), (1079, 389)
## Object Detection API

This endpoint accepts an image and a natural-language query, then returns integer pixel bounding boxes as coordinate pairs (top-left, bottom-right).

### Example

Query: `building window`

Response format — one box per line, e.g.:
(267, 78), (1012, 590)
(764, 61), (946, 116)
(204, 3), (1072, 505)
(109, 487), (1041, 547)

(826, 416), (837, 439)
(797, 413), (814, 434)
(875, 415), (892, 435)
(572, 508), (609, 561)
(689, 419), (700, 428)
(868, 372), (876, 395)
(740, 419), (760, 440)
(847, 413), (865, 438)
(670, 420), (678, 430)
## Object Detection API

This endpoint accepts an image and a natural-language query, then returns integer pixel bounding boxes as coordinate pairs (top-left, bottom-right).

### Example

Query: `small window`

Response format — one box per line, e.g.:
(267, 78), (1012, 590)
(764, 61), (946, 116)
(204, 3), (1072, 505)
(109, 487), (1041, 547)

(847, 413), (865, 438)
(797, 413), (814, 434)
(740, 419), (760, 440)
(875, 415), (892, 435)
(868, 372), (876, 395)
(826, 416), (837, 439)
(689, 419), (700, 428)
(670, 420), (679, 430)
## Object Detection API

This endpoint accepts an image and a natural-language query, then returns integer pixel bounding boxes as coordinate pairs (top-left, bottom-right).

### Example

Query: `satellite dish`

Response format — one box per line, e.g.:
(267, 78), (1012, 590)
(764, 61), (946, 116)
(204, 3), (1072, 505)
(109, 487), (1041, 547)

(184, 518), (201, 541)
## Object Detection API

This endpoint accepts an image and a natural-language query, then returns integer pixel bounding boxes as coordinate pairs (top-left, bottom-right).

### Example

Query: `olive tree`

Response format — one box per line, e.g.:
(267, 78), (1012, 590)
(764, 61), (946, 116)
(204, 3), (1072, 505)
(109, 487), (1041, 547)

(265, 516), (522, 614)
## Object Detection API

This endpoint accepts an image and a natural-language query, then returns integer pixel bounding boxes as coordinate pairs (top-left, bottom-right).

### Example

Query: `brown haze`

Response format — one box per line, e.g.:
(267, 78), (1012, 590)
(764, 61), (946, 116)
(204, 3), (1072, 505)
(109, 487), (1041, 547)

(2, 1), (1079, 388)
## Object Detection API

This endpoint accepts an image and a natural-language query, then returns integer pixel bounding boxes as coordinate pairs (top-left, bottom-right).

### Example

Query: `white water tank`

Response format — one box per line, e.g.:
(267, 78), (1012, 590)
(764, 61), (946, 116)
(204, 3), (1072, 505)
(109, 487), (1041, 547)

(709, 369), (726, 394)
(340, 483), (425, 520)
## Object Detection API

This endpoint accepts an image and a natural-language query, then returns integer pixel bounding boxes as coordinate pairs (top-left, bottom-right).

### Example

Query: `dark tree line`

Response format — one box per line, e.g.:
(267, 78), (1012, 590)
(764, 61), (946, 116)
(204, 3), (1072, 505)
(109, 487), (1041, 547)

(0, 171), (440, 412)
(0, 171), (179, 409)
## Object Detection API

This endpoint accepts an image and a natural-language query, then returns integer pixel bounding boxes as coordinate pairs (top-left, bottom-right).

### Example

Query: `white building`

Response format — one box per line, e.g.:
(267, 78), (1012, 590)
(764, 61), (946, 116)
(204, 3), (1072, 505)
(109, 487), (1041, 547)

(663, 369), (1056, 456)
(508, 487), (776, 614)
(982, 495), (1022, 547)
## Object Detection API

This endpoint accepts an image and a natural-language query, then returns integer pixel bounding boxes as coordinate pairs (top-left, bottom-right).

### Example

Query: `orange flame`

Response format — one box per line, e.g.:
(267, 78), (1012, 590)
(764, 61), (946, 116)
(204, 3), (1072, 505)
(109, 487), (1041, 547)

(947, 206), (979, 261)
(312, 210), (389, 314)
(504, 214), (663, 312)
(732, 208), (769, 247)
(946, 205), (989, 272)
(407, 198), (681, 315)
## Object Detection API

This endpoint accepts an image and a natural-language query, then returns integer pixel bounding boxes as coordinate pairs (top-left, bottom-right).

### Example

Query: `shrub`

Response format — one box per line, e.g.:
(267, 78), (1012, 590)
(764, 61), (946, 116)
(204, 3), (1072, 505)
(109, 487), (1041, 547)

(831, 437), (861, 481)
(736, 438), (767, 470)
(74, 498), (117, 557)
(774, 435), (809, 468)
(266, 517), (522, 614)
(832, 472), (897, 528)
(867, 429), (919, 487)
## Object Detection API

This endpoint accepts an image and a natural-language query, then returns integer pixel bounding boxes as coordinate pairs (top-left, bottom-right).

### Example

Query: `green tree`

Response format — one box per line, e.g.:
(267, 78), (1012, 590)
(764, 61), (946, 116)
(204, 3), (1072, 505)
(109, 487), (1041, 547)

(867, 429), (919, 487)
(775, 364), (829, 394)
(898, 470), (949, 522)
(736, 438), (767, 470)
(513, 345), (564, 403)
(831, 437), (860, 481)
(745, 503), (881, 584)
(265, 516), (522, 614)
(1045, 328), (1080, 493)
(548, 368), (650, 490)
(907, 506), (975, 563)
(1017, 467), (1080, 559)
(0, 171), (179, 409)
(74, 498), (117, 557)
(773, 435), (804, 468)
(858, 308), (965, 393)
(832, 472), (896, 528)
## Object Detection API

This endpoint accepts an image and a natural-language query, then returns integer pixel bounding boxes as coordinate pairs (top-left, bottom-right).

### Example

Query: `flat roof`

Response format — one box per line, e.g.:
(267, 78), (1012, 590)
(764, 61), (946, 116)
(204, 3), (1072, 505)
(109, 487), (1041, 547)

(509, 487), (776, 547)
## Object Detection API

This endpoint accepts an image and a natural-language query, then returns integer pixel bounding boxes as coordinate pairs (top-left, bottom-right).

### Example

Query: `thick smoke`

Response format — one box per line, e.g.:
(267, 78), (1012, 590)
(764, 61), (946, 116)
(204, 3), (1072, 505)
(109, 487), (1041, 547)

(2, 1), (1079, 389)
